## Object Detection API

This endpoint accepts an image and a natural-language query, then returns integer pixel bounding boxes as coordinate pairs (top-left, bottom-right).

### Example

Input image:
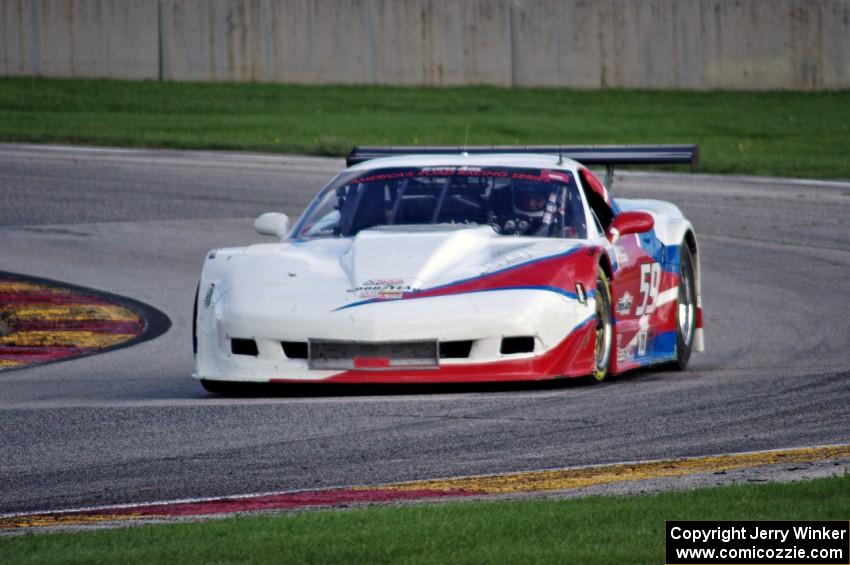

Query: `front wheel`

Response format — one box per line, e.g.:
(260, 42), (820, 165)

(670, 244), (696, 370)
(200, 379), (262, 396)
(192, 283), (199, 357)
(588, 267), (613, 383)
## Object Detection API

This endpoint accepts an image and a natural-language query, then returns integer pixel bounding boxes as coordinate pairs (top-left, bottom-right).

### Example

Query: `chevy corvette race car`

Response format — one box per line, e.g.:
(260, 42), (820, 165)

(193, 145), (703, 392)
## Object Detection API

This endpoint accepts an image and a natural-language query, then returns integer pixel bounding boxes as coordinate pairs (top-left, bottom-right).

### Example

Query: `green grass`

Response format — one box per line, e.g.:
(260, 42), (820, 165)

(1, 78), (849, 179)
(2, 474), (848, 564)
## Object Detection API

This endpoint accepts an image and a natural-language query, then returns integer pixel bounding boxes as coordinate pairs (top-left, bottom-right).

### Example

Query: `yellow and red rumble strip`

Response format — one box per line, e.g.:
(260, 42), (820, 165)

(3, 444), (848, 531)
(0, 273), (168, 371)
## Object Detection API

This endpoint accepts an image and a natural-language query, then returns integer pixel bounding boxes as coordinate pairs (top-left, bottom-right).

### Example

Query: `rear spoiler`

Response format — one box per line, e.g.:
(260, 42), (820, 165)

(346, 144), (699, 188)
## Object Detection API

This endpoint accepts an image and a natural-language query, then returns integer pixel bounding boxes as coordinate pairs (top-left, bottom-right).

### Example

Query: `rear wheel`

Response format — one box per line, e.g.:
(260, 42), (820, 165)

(671, 244), (696, 370)
(589, 267), (613, 383)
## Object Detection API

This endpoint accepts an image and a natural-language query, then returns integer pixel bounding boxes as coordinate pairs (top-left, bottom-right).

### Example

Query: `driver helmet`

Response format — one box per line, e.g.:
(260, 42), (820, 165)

(513, 183), (548, 217)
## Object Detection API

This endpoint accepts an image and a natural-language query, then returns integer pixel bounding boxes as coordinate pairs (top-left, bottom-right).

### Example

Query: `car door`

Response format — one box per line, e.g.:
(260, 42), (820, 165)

(576, 167), (657, 372)
(608, 227), (660, 371)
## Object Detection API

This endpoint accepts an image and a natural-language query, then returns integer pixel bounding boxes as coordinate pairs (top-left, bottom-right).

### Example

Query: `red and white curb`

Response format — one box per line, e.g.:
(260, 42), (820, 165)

(3, 443), (848, 533)
(0, 272), (169, 371)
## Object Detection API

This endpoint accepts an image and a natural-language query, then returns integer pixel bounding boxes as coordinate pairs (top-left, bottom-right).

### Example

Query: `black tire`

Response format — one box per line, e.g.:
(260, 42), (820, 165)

(670, 244), (696, 371)
(200, 379), (258, 396)
(192, 283), (199, 357)
(588, 266), (613, 384)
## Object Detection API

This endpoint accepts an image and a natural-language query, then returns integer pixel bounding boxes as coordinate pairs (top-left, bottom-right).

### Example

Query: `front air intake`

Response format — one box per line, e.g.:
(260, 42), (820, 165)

(281, 341), (308, 359)
(231, 338), (258, 356)
(308, 340), (438, 370)
(500, 336), (535, 354)
(439, 340), (473, 359)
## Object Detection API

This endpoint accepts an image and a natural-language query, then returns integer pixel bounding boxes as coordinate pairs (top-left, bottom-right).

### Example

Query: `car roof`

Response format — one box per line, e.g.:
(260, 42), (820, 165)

(345, 153), (582, 173)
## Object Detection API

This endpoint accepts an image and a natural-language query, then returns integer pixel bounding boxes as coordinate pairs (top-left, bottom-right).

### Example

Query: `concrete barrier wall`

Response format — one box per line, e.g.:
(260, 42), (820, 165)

(2, 0), (849, 89)
(1, 0), (159, 79)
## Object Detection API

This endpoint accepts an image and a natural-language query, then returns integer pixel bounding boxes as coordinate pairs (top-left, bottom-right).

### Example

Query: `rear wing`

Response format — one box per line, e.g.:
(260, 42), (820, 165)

(346, 144), (699, 188)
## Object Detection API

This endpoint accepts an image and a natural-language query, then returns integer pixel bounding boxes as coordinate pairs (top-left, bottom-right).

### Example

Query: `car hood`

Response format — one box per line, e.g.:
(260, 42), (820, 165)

(206, 225), (588, 310)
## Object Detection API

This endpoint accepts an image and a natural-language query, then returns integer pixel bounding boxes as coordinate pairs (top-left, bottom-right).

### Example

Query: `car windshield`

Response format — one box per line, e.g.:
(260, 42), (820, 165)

(293, 166), (587, 239)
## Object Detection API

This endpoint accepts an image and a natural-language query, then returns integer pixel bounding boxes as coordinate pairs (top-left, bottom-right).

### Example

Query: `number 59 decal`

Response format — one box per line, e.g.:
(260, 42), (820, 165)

(635, 262), (661, 316)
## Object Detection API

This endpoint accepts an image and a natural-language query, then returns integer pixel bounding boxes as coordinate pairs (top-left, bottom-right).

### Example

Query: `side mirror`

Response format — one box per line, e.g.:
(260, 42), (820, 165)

(254, 212), (290, 239)
(607, 211), (654, 243)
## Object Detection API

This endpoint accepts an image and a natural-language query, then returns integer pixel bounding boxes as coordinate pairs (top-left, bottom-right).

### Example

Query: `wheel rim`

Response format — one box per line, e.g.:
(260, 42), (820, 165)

(595, 279), (612, 374)
(677, 258), (695, 347)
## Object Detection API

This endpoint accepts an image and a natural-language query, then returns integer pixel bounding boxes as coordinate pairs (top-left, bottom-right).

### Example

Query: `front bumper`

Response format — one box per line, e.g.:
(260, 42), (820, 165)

(194, 287), (596, 383)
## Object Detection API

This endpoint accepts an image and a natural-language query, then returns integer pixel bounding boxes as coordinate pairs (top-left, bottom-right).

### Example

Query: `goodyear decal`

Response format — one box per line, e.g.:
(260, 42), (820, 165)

(0, 273), (170, 371)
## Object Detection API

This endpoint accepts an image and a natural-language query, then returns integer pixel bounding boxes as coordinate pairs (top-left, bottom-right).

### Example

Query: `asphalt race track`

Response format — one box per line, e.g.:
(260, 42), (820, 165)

(1, 144), (848, 515)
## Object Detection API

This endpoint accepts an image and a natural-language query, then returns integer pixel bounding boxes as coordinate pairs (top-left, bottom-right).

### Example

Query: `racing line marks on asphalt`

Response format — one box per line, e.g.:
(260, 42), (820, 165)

(2, 443), (848, 533)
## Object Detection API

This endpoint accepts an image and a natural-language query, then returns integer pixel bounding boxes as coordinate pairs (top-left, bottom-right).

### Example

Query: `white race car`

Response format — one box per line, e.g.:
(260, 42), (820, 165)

(193, 146), (703, 392)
